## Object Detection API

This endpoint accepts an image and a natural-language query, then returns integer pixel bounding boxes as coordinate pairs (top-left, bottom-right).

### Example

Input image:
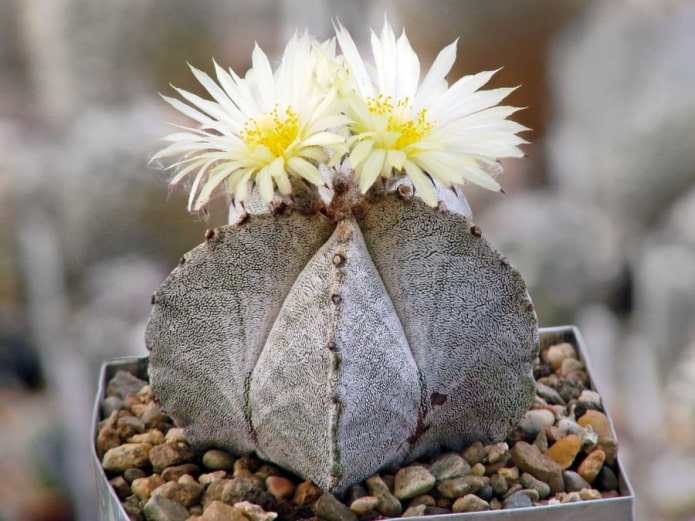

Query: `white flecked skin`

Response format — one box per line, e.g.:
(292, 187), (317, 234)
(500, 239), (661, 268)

(146, 193), (538, 494)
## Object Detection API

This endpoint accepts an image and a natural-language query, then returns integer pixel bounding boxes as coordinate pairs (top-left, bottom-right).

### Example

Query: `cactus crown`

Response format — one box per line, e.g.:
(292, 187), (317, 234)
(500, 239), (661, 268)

(151, 19), (528, 219)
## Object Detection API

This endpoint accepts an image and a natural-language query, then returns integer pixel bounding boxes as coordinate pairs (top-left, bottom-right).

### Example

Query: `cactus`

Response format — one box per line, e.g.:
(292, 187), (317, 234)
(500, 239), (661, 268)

(145, 21), (538, 495)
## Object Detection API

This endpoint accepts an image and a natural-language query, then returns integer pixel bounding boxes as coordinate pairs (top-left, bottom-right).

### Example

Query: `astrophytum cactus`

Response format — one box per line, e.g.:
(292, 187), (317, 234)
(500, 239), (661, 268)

(145, 22), (539, 495)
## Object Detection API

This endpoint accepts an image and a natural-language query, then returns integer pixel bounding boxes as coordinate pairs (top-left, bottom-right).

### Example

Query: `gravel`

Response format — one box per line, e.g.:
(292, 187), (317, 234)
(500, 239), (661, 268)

(96, 341), (624, 520)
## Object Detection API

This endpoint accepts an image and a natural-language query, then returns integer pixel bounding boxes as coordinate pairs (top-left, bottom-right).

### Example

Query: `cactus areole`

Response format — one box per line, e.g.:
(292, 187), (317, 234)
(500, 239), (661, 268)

(145, 21), (538, 495)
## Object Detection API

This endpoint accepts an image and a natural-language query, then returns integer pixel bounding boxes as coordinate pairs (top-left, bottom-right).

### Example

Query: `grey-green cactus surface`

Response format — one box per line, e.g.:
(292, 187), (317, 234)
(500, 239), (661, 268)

(145, 192), (538, 494)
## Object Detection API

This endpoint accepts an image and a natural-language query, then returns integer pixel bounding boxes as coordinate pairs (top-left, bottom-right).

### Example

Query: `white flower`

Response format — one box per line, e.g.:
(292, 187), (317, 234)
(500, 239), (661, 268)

(335, 20), (528, 206)
(152, 33), (348, 212)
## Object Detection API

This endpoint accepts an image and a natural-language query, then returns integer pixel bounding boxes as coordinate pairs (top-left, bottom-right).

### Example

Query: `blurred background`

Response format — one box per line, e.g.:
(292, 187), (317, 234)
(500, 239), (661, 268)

(1, 0), (694, 520)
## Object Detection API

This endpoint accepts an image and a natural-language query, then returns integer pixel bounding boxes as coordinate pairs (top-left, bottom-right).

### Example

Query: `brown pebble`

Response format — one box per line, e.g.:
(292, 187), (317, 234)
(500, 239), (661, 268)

(102, 443), (152, 472)
(293, 480), (322, 505)
(162, 463), (201, 482)
(578, 410), (613, 440)
(560, 358), (584, 376)
(201, 500), (247, 521)
(577, 450), (605, 483)
(131, 474), (165, 502)
(266, 476), (295, 500)
(149, 442), (194, 472)
(471, 463), (486, 476)
(545, 434), (583, 469)
(153, 480), (203, 508)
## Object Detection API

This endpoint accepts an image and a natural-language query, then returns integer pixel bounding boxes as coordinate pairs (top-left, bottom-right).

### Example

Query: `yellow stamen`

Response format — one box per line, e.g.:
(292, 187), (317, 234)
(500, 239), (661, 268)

(366, 96), (434, 150)
(241, 105), (300, 157)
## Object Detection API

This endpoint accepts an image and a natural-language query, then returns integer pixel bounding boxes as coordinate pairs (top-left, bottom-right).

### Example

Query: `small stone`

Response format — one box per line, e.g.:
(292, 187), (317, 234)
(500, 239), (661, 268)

(452, 494), (490, 513)
(484, 442), (509, 464)
(560, 491), (582, 503)
(116, 415), (146, 438)
(545, 434), (583, 469)
(149, 442), (194, 472)
(233, 456), (259, 477)
(535, 383), (566, 405)
(122, 495), (144, 521)
(401, 504), (427, 518)
(365, 475), (402, 517)
(502, 483), (523, 498)
(124, 468), (146, 483)
(102, 443), (152, 472)
(503, 491), (534, 509)
(579, 488), (602, 500)
(136, 384), (154, 402)
(424, 506), (452, 516)
(519, 472), (551, 499)
(471, 463), (486, 476)
(489, 498), (502, 510)
(393, 466), (436, 499)
(142, 402), (171, 429)
(203, 449), (236, 471)
(109, 476), (131, 499)
(498, 466), (520, 482)
(462, 441), (486, 465)
(345, 484), (368, 505)
(563, 471), (591, 492)
(544, 343), (577, 371)
(489, 474), (508, 496)
(234, 501), (277, 521)
(154, 480), (203, 508)
(533, 430), (549, 453)
(436, 497), (452, 509)
(511, 441), (564, 494)
(96, 416), (121, 457)
(198, 471), (227, 486)
(509, 417), (541, 443)
(560, 358), (584, 376)
(294, 480), (322, 505)
(556, 418), (582, 436)
(313, 493), (357, 521)
(266, 476), (295, 500)
(201, 479), (231, 509)
(201, 500), (246, 521)
(143, 493), (189, 521)
(162, 463), (201, 482)
(429, 453), (472, 481)
(107, 371), (148, 400)
(222, 477), (265, 505)
(516, 488), (540, 502)
(349, 496), (379, 515)
(408, 495), (435, 508)
(596, 437), (619, 466)
(165, 428), (187, 444)
(577, 450), (605, 483)
(128, 429), (165, 445)
(132, 474), (166, 502)
(578, 390), (602, 409)
(101, 396), (124, 418)
(595, 465), (619, 491)
(577, 410), (612, 440)
(474, 482), (494, 501)
(524, 409), (556, 429)
(437, 475), (486, 499)
(255, 464), (281, 480)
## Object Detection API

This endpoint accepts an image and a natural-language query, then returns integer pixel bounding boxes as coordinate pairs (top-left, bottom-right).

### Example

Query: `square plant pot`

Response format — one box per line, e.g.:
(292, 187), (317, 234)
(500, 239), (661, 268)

(92, 325), (634, 521)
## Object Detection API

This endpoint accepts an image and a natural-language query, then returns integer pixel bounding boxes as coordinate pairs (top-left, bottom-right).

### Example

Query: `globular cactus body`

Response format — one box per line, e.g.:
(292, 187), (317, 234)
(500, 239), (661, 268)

(146, 194), (538, 494)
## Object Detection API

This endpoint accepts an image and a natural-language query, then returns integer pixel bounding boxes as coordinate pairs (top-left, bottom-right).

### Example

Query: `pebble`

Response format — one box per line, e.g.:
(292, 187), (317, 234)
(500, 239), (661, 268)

(562, 470), (591, 492)
(124, 467), (146, 483)
(578, 390), (602, 409)
(489, 474), (508, 497)
(535, 383), (566, 405)
(128, 429), (165, 445)
(101, 396), (124, 418)
(545, 434), (582, 469)
(471, 463), (486, 476)
(255, 464), (281, 480)
(116, 415), (146, 438)
(314, 493), (357, 521)
(393, 466), (436, 499)
(401, 504), (427, 517)
(577, 411), (612, 440)
(202, 479), (230, 509)
(519, 472), (551, 499)
(595, 465), (619, 491)
(437, 475), (486, 499)
(201, 500), (246, 521)
(578, 450), (605, 483)
(498, 466), (520, 482)
(143, 493), (189, 521)
(524, 409), (556, 429)
(141, 402), (170, 428)
(579, 488), (602, 500)
(109, 476), (130, 499)
(511, 442), (564, 494)
(203, 449), (236, 471)
(293, 480), (323, 505)
(266, 476), (295, 500)
(533, 430), (549, 452)
(165, 428), (187, 444)
(484, 442), (509, 464)
(106, 371), (148, 400)
(452, 494), (491, 513)
(96, 419), (121, 457)
(424, 506), (452, 516)
(149, 442), (194, 472)
(233, 456), (259, 477)
(408, 494), (435, 507)
(102, 443), (152, 472)
(154, 480), (203, 507)
(474, 482), (494, 501)
(234, 501), (277, 521)
(503, 491), (534, 509)
(544, 343), (577, 371)
(429, 453), (472, 481)
(462, 441), (486, 465)
(198, 471), (227, 486)
(132, 474), (165, 501)
(162, 463), (201, 482)
(365, 475), (402, 517)
(222, 477), (265, 505)
(349, 495), (379, 515)
(560, 358), (584, 376)
(560, 491), (582, 503)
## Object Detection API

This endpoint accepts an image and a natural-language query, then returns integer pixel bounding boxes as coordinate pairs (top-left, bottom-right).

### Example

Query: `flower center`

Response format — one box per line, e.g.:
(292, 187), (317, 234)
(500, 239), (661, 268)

(241, 105), (300, 157)
(367, 95), (434, 149)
